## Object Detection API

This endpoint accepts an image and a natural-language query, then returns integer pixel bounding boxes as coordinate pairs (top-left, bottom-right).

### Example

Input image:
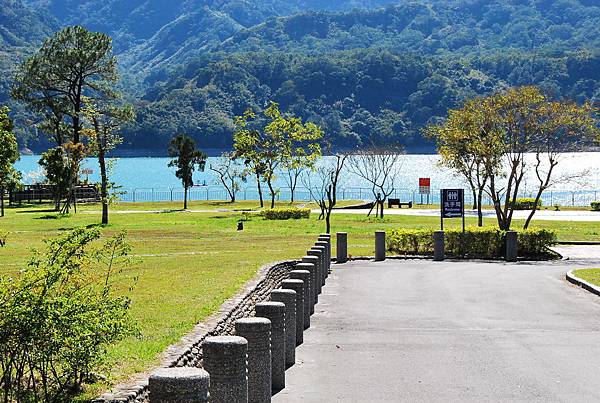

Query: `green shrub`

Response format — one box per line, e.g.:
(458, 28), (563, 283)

(386, 228), (434, 255)
(387, 227), (556, 259)
(512, 198), (542, 210)
(261, 207), (311, 220)
(518, 229), (557, 256)
(0, 228), (136, 402)
(591, 201), (600, 211)
(445, 227), (504, 258)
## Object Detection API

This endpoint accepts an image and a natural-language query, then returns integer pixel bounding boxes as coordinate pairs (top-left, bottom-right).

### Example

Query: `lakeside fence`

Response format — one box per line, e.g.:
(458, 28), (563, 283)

(115, 186), (600, 207)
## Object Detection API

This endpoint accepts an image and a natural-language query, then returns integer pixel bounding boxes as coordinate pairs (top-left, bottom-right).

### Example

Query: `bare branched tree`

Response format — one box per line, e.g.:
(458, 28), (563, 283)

(302, 154), (347, 233)
(209, 152), (247, 203)
(346, 145), (404, 218)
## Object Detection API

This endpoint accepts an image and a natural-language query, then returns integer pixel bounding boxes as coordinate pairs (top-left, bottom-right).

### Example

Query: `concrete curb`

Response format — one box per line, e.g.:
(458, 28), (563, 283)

(566, 270), (600, 297)
(557, 241), (600, 246)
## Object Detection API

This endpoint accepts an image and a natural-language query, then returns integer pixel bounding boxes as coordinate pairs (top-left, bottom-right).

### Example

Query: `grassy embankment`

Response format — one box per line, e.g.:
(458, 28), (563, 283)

(1, 199), (599, 398)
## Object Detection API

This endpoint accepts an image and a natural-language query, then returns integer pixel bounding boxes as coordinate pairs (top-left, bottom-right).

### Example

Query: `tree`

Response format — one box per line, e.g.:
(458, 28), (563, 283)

(209, 152), (246, 203)
(429, 86), (599, 230)
(303, 154), (347, 233)
(39, 145), (83, 213)
(522, 99), (599, 228)
(0, 107), (21, 217)
(168, 134), (207, 210)
(346, 145), (404, 218)
(425, 101), (491, 226)
(13, 26), (119, 212)
(12, 26), (118, 145)
(83, 103), (135, 224)
(233, 102), (323, 209)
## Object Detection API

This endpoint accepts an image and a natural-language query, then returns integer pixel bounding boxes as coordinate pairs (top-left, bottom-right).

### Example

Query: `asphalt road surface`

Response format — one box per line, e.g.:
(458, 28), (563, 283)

(273, 259), (600, 402)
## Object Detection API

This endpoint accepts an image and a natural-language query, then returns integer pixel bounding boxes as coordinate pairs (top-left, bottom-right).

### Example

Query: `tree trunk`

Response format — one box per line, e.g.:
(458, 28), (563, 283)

(477, 188), (484, 227)
(325, 209), (331, 233)
(290, 172), (299, 203)
(267, 180), (276, 209)
(99, 148), (109, 225)
(230, 182), (236, 203)
(471, 186), (478, 210)
(523, 191), (543, 229)
(0, 186), (4, 217)
(184, 186), (188, 210)
(256, 171), (264, 208)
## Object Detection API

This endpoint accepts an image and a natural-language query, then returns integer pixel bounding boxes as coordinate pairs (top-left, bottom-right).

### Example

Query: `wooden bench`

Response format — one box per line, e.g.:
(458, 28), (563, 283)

(388, 199), (413, 209)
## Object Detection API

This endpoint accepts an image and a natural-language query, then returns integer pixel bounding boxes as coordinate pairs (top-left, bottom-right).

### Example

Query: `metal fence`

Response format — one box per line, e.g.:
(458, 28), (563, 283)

(116, 186), (600, 207)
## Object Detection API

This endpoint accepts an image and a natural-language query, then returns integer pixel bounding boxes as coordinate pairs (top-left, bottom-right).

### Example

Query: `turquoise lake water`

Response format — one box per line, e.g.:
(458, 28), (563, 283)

(13, 153), (600, 205)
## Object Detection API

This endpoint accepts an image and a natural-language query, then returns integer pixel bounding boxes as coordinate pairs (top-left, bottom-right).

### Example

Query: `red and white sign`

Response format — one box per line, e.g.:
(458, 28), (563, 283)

(419, 178), (431, 194)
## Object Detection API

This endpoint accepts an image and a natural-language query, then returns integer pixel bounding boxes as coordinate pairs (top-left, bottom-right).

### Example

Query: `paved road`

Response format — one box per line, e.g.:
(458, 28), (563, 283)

(274, 259), (600, 402)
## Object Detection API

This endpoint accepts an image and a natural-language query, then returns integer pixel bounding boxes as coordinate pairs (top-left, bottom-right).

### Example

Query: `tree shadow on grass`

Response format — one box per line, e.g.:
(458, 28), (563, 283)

(35, 214), (68, 220)
(17, 209), (58, 214)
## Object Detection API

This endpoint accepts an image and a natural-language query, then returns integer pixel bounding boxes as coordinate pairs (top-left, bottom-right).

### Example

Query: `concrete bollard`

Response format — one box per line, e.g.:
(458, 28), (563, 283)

(202, 336), (248, 403)
(336, 232), (348, 263)
(506, 231), (518, 262)
(235, 318), (272, 403)
(281, 279), (305, 346)
(301, 256), (319, 311)
(434, 230), (445, 262)
(375, 231), (386, 261)
(255, 302), (286, 392)
(318, 235), (331, 276)
(307, 249), (323, 297)
(148, 367), (210, 403)
(290, 269), (311, 329)
(315, 241), (329, 281)
(269, 290), (296, 370)
(312, 245), (327, 286)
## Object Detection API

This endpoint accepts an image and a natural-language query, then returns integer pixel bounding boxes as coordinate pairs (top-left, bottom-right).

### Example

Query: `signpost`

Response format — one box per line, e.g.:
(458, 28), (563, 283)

(440, 188), (465, 231)
(81, 168), (93, 183)
(419, 178), (431, 204)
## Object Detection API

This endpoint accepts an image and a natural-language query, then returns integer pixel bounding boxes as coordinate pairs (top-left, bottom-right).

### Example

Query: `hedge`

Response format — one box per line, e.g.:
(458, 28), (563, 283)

(591, 201), (600, 211)
(512, 198), (542, 210)
(261, 207), (311, 220)
(387, 227), (557, 259)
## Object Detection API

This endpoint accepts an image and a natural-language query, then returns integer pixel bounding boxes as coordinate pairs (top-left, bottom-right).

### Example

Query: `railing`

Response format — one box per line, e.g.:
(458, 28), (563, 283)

(115, 186), (600, 207)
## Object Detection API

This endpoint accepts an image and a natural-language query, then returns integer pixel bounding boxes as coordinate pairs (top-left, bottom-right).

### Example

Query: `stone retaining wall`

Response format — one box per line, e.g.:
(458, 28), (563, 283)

(94, 260), (297, 403)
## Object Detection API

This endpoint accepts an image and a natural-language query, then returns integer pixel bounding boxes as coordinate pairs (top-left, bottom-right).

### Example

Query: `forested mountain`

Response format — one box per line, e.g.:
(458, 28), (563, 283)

(24, 0), (396, 73)
(0, 0), (57, 147)
(128, 0), (600, 151)
(2, 0), (600, 152)
(217, 2), (600, 56)
(130, 49), (600, 150)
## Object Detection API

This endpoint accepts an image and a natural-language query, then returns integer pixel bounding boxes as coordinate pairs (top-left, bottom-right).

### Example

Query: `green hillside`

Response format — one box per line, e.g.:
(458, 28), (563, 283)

(129, 49), (600, 150)
(3, 0), (600, 151)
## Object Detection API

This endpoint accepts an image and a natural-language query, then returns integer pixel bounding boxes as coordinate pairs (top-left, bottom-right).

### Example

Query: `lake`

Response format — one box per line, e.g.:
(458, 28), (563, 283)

(13, 153), (600, 206)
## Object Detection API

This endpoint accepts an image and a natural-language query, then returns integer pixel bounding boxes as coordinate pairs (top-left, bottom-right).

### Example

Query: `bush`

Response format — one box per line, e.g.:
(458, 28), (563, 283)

(591, 201), (600, 211)
(512, 198), (542, 210)
(261, 207), (311, 220)
(0, 228), (136, 402)
(387, 226), (556, 259)
(518, 229), (557, 256)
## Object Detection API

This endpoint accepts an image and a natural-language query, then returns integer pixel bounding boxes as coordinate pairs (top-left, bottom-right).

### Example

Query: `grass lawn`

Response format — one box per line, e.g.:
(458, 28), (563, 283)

(1, 200), (599, 398)
(573, 269), (600, 287)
